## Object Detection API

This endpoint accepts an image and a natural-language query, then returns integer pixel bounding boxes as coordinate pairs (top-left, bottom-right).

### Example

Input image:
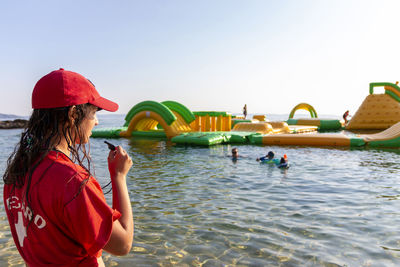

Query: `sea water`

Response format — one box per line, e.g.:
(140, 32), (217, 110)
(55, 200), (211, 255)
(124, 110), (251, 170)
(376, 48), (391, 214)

(1, 114), (400, 266)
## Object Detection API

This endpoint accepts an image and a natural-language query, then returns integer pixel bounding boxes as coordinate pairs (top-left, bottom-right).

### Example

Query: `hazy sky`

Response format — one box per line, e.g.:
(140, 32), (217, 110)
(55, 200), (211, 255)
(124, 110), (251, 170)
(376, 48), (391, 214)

(1, 0), (399, 117)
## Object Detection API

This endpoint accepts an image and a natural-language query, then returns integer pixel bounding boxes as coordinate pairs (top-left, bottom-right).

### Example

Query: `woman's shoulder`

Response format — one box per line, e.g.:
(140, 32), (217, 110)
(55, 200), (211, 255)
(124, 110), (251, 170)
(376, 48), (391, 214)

(26, 151), (98, 209)
(45, 151), (91, 183)
(45, 152), (103, 204)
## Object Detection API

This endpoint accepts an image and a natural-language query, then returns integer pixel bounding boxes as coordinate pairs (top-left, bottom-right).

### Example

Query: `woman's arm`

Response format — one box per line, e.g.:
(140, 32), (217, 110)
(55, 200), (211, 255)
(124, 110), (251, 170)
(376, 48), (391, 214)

(103, 146), (133, 255)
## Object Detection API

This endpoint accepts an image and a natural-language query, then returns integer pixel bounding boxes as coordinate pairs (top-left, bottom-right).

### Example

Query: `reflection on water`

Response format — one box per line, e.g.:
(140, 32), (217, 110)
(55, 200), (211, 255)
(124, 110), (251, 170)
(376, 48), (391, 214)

(2, 122), (400, 266)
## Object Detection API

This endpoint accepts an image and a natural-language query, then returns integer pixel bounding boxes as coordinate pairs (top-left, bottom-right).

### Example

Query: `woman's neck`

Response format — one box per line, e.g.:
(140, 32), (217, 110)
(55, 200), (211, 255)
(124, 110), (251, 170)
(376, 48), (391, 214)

(54, 139), (70, 157)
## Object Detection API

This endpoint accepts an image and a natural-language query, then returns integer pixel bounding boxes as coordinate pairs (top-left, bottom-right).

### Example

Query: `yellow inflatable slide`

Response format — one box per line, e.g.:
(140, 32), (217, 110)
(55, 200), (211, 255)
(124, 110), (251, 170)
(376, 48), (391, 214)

(347, 82), (400, 130)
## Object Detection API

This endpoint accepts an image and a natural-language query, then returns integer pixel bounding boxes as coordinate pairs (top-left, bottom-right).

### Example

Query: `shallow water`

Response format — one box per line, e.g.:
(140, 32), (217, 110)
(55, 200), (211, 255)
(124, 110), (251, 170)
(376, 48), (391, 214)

(1, 114), (400, 266)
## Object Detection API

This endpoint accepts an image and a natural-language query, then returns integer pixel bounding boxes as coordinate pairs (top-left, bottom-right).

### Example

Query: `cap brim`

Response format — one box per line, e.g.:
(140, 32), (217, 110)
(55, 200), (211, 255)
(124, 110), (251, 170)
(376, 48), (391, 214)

(90, 97), (119, 112)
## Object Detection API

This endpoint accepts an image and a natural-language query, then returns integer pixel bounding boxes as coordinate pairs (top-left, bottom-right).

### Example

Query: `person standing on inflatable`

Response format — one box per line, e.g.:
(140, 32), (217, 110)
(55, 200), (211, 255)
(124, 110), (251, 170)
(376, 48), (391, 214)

(243, 104), (247, 119)
(3, 69), (134, 266)
(343, 110), (351, 124)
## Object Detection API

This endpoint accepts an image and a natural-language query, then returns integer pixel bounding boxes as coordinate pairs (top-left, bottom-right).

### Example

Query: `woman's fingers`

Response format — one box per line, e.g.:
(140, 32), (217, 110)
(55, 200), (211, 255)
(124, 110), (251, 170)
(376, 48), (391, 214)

(107, 146), (132, 177)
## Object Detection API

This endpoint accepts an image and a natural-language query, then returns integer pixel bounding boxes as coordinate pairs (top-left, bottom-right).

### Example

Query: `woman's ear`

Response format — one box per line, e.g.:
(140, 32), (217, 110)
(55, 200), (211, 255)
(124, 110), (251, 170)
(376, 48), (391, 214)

(68, 105), (77, 125)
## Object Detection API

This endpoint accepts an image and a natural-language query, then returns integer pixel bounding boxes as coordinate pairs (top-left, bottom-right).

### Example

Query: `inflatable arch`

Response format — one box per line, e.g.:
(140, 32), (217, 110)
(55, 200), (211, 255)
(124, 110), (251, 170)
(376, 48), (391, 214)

(161, 101), (196, 124)
(119, 100), (195, 139)
(289, 103), (318, 119)
(369, 82), (400, 102)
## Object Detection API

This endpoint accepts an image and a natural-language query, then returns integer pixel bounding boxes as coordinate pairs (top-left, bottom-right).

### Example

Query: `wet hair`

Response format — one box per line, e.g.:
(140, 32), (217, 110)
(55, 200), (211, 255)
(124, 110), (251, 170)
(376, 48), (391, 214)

(267, 151), (274, 158)
(3, 103), (95, 186)
(280, 157), (285, 164)
(3, 104), (95, 223)
(232, 148), (238, 154)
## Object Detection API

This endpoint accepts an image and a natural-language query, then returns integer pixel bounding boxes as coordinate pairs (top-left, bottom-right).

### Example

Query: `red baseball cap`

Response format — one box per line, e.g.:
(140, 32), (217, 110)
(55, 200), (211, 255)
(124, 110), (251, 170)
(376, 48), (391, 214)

(32, 68), (118, 112)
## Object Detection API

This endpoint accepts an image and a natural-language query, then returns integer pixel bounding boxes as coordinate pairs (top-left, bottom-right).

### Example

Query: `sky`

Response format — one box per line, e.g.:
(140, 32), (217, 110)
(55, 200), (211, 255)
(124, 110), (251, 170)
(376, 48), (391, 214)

(1, 0), (400, 117)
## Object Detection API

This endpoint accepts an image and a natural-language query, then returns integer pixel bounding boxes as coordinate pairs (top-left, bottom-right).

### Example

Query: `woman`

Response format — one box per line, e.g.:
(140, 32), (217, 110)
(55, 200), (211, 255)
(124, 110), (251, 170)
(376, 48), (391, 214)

(3, 69), (133, 266)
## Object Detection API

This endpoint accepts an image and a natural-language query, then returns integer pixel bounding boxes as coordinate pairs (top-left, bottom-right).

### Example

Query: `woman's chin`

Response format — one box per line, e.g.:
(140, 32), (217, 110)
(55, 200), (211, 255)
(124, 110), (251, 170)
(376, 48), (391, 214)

(75, 139), (89, 145)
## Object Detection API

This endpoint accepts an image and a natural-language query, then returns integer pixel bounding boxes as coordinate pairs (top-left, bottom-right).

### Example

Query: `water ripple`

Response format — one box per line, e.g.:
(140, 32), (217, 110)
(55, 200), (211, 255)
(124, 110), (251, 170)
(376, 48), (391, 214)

(2, 130), (400, 266)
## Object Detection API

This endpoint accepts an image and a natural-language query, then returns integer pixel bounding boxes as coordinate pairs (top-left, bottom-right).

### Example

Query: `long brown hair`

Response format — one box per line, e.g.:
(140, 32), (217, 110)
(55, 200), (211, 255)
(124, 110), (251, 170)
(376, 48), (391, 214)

(3, 104), (95, 189)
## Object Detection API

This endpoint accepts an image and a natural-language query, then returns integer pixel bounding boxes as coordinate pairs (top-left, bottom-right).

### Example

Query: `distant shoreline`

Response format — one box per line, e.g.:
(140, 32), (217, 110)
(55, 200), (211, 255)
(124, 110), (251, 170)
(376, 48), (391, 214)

(0, 119), (28, 129)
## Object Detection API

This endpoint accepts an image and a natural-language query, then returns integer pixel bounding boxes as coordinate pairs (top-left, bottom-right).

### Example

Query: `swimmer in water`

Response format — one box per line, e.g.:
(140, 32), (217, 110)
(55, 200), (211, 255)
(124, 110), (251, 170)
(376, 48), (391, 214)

(277, 154), (289, 169)
(257, 151), (276, 162)
(232, 147), (239, 159)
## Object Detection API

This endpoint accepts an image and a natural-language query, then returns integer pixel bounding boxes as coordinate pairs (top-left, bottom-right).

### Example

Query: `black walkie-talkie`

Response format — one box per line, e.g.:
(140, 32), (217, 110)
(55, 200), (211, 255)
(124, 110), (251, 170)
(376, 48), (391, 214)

(104, 141), (116, 151)
(103, 140), (116, 194)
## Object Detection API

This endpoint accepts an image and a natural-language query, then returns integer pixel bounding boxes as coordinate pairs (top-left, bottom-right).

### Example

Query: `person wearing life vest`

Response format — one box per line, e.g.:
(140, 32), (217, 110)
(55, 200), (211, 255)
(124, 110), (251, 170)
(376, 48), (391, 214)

(258, 151), (289, 168)
(277, 154), (289, 169)
(257, 151), (279, 164)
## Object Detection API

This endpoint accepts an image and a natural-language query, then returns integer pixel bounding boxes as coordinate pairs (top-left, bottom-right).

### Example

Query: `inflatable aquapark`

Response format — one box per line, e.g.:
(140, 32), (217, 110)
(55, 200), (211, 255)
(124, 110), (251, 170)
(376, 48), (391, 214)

(92, 82), (400, 148)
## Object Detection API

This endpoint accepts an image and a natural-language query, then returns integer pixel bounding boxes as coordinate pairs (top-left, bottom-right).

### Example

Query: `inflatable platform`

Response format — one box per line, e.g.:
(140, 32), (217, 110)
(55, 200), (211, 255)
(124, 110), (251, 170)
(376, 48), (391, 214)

(170, 122), (400, 147)
(359, 121), (400, 147)
(286, 103), (343, 131)
(91, 93), (400, 147)
(251, 121), (400, 148)
(170, 122), (317, 146)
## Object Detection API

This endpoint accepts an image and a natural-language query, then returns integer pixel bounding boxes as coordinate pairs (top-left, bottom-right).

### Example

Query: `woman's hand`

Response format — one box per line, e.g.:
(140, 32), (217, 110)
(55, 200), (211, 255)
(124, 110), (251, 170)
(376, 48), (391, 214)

(104, 145), (134, 255)
(107, 146), (132, 179)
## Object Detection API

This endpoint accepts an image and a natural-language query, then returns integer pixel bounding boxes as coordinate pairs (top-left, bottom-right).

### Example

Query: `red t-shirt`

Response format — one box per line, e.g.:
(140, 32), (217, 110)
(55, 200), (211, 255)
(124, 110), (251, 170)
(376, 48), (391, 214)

(4, 151), (121, 266)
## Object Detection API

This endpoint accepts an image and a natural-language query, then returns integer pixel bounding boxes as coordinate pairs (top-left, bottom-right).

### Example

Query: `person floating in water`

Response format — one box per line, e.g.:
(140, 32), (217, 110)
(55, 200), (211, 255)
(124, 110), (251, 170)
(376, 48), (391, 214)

(257, 151), (289, 168)
(257, 151), (280, 164)
(243, 104), (247, 119)
(231, 147), (239, 159)
(343, 110), (351, 124)
(277, 154), (289, 169)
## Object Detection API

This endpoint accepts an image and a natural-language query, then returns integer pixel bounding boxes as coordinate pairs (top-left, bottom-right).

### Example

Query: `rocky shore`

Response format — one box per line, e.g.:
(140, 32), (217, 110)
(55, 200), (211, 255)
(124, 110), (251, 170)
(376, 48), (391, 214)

(0, 119), (28, 129)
